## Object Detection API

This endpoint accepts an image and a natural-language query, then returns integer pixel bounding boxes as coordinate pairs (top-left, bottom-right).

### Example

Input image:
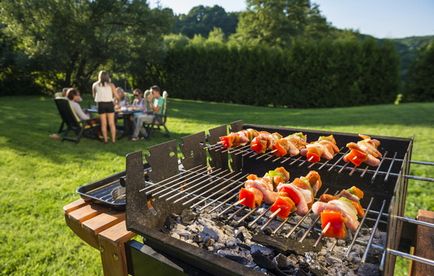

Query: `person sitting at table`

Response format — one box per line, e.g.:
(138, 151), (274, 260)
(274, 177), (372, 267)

(131, 85), (165, 141)
(66, 88), (90, 121)
(131, 88), (145, 111)
(114, 87), (128, 111)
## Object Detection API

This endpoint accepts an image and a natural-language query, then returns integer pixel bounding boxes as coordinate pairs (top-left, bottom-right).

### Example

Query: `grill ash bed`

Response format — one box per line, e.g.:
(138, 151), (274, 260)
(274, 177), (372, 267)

(124, 121), (434, 275)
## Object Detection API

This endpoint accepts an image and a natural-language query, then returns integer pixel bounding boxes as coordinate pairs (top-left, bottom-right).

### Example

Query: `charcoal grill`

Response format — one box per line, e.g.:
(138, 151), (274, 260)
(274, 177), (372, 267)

(125, 121), (434, 275)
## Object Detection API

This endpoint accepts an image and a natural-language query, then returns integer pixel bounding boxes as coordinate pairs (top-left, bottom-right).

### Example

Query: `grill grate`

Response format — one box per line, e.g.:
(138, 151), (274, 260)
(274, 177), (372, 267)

(140, 164), (389, 261)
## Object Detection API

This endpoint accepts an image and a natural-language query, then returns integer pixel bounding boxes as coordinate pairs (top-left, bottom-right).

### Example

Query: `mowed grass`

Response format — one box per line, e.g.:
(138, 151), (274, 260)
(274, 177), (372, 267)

(0, 96), (433, 275)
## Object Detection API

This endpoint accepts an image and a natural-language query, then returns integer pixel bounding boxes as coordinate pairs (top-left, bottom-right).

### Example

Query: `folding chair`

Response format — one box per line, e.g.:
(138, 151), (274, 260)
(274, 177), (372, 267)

(145, 91), (170, 138)
(54, 97), (99, 143)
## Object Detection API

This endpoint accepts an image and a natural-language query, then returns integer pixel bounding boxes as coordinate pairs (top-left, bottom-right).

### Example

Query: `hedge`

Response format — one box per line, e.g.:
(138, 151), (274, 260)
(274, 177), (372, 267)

(160, 39), (400, 108)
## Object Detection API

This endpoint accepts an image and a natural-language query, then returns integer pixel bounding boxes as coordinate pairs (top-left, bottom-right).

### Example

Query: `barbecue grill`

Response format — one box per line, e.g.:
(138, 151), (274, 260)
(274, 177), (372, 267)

(124, 121), (434, 275)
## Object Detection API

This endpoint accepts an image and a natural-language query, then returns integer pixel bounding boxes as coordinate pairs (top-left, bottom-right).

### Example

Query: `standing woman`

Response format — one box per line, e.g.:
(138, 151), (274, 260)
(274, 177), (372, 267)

(92, 71), (119, 143)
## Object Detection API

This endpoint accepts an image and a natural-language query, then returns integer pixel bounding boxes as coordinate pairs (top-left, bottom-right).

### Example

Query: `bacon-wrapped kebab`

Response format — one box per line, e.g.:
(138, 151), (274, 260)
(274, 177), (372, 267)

(219, 128), (259, 148)
(275, 171), (323, 217)
(250, 131), (282, 154)
(238, 167), (290, 208)
(300, 135), (340, 162)
(272, 132), (307, 157)
(312, 186), (364, 239)
(344, 134), (382, 167)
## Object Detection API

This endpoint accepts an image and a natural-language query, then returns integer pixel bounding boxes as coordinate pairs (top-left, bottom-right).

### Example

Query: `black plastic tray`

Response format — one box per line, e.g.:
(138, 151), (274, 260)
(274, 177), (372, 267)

(77, 164), (151, 210)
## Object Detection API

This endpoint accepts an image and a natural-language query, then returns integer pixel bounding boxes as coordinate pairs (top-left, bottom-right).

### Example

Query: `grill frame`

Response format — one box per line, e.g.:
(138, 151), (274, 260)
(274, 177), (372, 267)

(125, 121), (433, 275)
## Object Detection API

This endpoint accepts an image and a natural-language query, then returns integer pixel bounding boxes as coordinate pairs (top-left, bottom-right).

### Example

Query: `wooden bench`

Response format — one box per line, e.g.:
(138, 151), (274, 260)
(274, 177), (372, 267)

(64, 199), (135, 276)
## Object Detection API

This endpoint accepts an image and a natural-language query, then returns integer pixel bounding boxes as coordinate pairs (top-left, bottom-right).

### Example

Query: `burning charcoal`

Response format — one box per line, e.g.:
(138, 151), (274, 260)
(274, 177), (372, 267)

(357, 263), (380, 276)
(297, 262), (316, 276)
(161, 214), (178, 233)
(207, 246), (214, 251)
(171, 233), (180, 240)
(214, 242), (225, 250)
(193, 234), (203, 243)
(226, 239), (238, 248)
(326, 256), (342, 265)
(250, 244), (274, 257)
(180, 209), (197, 224)
(348, 252), (361, 264)
(273, 253), (294, 269)
(216, 249), (250, 265)
(203, 237), (215, 247)
(199, 226), (221, 242)
(337, 239), (346, 246)
(262, 227), (273, 235)
(251, 249), (287, 276)
(287, 254), (299, 266)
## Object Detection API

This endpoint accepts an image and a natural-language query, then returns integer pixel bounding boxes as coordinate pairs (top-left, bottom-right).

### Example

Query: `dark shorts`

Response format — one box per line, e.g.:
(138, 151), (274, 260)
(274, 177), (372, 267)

(97, 102), (114, 114)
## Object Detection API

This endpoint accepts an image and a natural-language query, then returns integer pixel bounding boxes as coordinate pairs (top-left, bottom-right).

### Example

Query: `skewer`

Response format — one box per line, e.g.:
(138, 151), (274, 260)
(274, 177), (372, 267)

(313, 222), (331, 247)
(248, 206), (271, 228)
(272, 218), (290, 234)
(217, 198), (245, 216)
(260, 208), (281, 231)
(236, 207), (258, 224)
(309, 156), (315, 162)
(227, 205), (246, 220)
(328, 240), (337, 252)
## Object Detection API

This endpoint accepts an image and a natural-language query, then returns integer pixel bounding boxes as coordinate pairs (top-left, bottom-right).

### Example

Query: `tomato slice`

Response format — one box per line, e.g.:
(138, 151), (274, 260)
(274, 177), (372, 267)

(239, 188), (263, 209)
(270, 196), (296, 219)
(239, 188), (255, 208)
(344, 149), (368, 166)
(306, 152), (320, 163)
(219, 136), (232, 148)
(279, 186), (300, 205)
(320, 210), (347, 239)
(250, 137), (264, 153)
(273, 142), (287, 157)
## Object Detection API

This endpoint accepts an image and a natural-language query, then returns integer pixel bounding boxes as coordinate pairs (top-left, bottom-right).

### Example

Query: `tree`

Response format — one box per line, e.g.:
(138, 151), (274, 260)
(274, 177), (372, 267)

(233, 0), (332, 47)
(174, 5), (238, 38)
(406, 43), (434, 102)
(0, 0), (173, 93)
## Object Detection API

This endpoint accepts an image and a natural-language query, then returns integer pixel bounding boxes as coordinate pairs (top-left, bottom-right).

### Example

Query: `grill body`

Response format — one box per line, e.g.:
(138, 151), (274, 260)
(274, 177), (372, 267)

(125, 122), (414, 275)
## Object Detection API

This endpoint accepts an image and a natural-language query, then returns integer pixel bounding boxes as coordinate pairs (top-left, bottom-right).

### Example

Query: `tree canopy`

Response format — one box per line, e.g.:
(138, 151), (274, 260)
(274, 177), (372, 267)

(173, 5), (238, 38)
(232, 0), (333, 47)
(0, 0), (173, 92)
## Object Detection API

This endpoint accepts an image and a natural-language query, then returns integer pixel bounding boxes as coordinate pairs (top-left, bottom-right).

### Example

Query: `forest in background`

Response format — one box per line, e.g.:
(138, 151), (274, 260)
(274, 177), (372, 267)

(0, 0), (433, 105)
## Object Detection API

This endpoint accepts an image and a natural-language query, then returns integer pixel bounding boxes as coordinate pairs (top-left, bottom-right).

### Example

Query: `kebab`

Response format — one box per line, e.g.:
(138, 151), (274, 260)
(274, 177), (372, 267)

(300, 135), (340, 162)
(272, 132), (308, 157)
(344, 134), (382, 167)
(273, 171), (323, 218)
(238, 167), (290, 209)
(219, 128), (259, 148)
(312, 186), (365, 239)
(250, 131), (282, 154)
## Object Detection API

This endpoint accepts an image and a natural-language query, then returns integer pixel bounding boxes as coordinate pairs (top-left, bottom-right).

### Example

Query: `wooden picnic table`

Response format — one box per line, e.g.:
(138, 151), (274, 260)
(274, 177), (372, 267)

(64, 198), (433, 276)
(64, 198), (135, 276)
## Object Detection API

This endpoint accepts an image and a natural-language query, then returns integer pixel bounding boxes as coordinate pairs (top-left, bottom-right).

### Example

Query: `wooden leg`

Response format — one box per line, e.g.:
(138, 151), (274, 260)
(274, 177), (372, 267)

(411, 210), (434, 276)
(98, 221), (135, 276)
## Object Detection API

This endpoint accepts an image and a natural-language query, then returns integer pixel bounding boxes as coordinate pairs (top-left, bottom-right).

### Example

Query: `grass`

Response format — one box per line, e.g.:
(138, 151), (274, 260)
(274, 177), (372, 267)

(0, 96), (433, 275)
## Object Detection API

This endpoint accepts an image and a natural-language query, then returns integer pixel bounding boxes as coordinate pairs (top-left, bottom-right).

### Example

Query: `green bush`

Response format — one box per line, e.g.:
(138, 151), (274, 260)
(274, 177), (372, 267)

(405, 43), (434, 102)
(161, 38), (400, 108)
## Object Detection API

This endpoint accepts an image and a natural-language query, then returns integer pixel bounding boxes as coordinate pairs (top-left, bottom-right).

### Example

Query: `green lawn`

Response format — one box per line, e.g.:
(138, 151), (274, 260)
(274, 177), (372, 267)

(0, 96), (433, 275)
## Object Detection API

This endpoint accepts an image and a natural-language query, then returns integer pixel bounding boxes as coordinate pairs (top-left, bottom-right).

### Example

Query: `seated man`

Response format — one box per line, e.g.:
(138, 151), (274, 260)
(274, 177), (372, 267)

(67, 88), (90, 121)
(131, 85), (165, 141)
(67, 88), (99, 129)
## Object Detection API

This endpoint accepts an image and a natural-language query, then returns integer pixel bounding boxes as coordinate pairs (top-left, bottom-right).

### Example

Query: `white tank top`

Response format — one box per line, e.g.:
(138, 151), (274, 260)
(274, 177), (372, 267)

(94, 82), (113, 102)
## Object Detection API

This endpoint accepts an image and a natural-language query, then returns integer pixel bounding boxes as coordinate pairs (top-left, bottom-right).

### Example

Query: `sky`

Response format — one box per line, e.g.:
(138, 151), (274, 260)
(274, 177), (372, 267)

(150, 0), (434, 39)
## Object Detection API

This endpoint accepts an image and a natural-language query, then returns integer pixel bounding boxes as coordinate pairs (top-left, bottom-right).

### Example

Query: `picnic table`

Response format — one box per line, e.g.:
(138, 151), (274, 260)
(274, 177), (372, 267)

(87, 107), (137, 138)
